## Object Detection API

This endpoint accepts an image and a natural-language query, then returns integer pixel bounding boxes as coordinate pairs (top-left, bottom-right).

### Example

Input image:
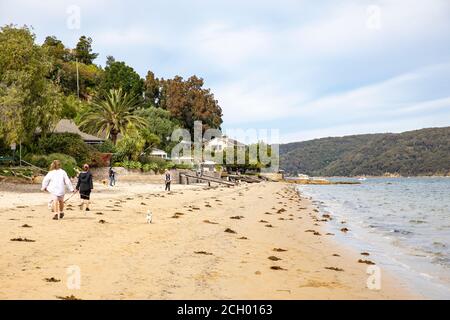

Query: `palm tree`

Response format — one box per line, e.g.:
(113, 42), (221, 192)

(79, 88), (148, 145)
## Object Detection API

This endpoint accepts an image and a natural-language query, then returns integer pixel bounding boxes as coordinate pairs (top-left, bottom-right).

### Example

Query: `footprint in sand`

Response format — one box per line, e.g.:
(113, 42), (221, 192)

(273, 248), (287, 252)
(224, 228), (237, 234)
(44, 277), (60, 283)
(21, 224), (32, 228)
(361, 252), (370, 256)
(259, 220), (269, 223)
(265, 224), (274, 228)
(238, 236), (248, 240)
(230, 216), (244, 220)
(340, 228), (349, 233)
(98, 220), (107, 224)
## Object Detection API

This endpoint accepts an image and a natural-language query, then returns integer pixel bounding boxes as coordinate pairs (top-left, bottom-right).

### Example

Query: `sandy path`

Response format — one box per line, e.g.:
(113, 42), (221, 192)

(0, 182), (417, 299)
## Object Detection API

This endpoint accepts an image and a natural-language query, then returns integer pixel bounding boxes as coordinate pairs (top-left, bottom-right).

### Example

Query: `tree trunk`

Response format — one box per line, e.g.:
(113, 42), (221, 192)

(111, 132), (118, 145)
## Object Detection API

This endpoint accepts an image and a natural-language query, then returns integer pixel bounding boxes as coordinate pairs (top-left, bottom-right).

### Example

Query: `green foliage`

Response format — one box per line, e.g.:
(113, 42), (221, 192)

(37, 133), (98, 166)
(280, 127), (450, 176)
(142, 162), (158, 173)
(116, 129), (146, 161)
(138, 107), (181, 152)
(114, 160), (142, 170)
(94, 140), (117, 153)
(0, 25), (225, 166)
(79, 88), (148, 144)
(74, 36), (98, 65)
(59, 62), (103, 98)
(217, 143), (273, 173)
(100, 57), (144, 98)
(26, 153), (78, 177)
(0, 25), (64, 144)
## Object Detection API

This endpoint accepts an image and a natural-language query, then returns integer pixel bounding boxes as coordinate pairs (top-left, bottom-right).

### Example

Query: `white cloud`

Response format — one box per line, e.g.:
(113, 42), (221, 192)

(191, 22), (272, 68)
(214, 76), (307, 124)
(93, 27), (164, 47)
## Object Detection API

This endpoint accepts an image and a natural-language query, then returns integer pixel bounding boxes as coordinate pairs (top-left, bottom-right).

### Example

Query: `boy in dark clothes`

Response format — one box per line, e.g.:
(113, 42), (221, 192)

(76, 164), (94, 211)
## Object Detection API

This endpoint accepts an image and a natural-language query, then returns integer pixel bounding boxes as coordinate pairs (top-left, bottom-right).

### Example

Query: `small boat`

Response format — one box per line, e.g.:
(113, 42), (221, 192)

(358, 177), (367, 181)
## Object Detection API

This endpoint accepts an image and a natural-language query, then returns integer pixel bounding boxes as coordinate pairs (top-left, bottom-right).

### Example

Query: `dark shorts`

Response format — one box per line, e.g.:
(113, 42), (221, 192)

(80, 190), (91, 200)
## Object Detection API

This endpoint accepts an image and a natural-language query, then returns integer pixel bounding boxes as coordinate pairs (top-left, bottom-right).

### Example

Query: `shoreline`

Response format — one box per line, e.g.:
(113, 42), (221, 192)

(297, 180), (450, 300)
(0, 181), (417, 299)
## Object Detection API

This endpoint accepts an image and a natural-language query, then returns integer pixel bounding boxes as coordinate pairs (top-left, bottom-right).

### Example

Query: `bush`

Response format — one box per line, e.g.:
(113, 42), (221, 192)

(94, 140), (116, 153)
(26, 153), (78, 177)
(114, 160), (142, 170)
(143, 163), (158, 173)
(37, 133), (105, 167)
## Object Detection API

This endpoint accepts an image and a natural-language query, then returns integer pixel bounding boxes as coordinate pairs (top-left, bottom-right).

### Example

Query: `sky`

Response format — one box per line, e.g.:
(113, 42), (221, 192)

(1, 0), (449, 143)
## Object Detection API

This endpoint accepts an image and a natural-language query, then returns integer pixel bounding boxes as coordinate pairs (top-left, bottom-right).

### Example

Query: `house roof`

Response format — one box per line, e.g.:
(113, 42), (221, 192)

(53, 119), (104, 142)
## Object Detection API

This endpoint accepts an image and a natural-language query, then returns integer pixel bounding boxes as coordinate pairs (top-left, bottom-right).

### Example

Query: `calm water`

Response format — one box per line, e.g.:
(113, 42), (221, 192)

(297, 177), (450, 299)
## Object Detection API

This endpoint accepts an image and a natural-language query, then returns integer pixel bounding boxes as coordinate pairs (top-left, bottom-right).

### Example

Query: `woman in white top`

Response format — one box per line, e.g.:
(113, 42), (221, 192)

(41, 160), (75, 220)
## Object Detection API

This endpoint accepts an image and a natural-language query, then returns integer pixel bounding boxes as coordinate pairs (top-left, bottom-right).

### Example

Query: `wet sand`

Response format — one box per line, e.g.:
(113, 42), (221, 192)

(0, 181), (418, 299)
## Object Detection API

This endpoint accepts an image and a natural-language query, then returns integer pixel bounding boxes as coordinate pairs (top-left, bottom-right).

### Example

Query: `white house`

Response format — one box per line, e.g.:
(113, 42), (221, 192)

(150, 148), (168, 159)
(204, 136), (246, 153)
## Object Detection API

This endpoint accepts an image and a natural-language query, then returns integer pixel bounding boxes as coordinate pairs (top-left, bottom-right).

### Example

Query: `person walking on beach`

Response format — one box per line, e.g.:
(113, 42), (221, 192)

(108, 167), (116, 187)
(76, 164), (94, 212)
(164, 170), (172, 191)
(41, 160), (75, 220)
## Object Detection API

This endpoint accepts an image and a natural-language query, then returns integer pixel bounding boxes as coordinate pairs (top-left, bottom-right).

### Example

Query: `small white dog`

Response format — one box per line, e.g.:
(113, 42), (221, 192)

(146, 210), (153, 224)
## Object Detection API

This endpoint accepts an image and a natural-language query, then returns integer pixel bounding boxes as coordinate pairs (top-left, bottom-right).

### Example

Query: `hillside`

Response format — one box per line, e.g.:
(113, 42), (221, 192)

(279, 127), (450, 177)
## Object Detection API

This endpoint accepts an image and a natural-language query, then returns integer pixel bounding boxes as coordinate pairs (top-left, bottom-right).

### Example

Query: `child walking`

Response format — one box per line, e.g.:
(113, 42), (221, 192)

(76, 164), (94, 212)
(41, 160), (75, 220)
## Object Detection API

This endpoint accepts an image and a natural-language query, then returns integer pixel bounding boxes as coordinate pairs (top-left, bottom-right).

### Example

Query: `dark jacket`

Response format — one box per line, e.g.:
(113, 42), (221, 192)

(76, 171), (93, 192)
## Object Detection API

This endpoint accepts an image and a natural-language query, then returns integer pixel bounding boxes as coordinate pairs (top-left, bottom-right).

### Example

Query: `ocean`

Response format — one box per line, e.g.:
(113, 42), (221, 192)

(296, 177), (450, 299)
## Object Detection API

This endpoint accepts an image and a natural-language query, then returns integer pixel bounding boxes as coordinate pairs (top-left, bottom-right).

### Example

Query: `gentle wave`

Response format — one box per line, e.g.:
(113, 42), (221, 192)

(297, 177), (450, 299)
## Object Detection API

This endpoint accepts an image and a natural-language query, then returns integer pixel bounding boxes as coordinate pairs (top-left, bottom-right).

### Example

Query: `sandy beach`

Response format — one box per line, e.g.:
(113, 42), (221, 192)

(0, 181), (417, 299)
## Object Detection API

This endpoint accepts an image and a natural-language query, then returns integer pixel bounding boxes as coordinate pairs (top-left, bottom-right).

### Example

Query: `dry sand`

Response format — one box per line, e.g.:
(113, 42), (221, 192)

(0, 181), (418, 299)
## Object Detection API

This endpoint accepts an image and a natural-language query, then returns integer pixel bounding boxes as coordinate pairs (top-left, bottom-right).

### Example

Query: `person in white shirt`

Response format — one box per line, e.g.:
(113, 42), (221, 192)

(41, 160), (75, 220)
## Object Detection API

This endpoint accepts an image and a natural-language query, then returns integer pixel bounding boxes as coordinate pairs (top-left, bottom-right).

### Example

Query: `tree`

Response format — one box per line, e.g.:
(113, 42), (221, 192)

(144, 70), (161, 107)
(79, 88), (148, 144)
(100, 57), (144, 98)
(0, 25), (64, 144)
(59, 61), (103, 98)
(137, 107), (181, 152)
(74, 36), (98, 64)
(158, 75), (222, 133)
(43, 36), (71, 62)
